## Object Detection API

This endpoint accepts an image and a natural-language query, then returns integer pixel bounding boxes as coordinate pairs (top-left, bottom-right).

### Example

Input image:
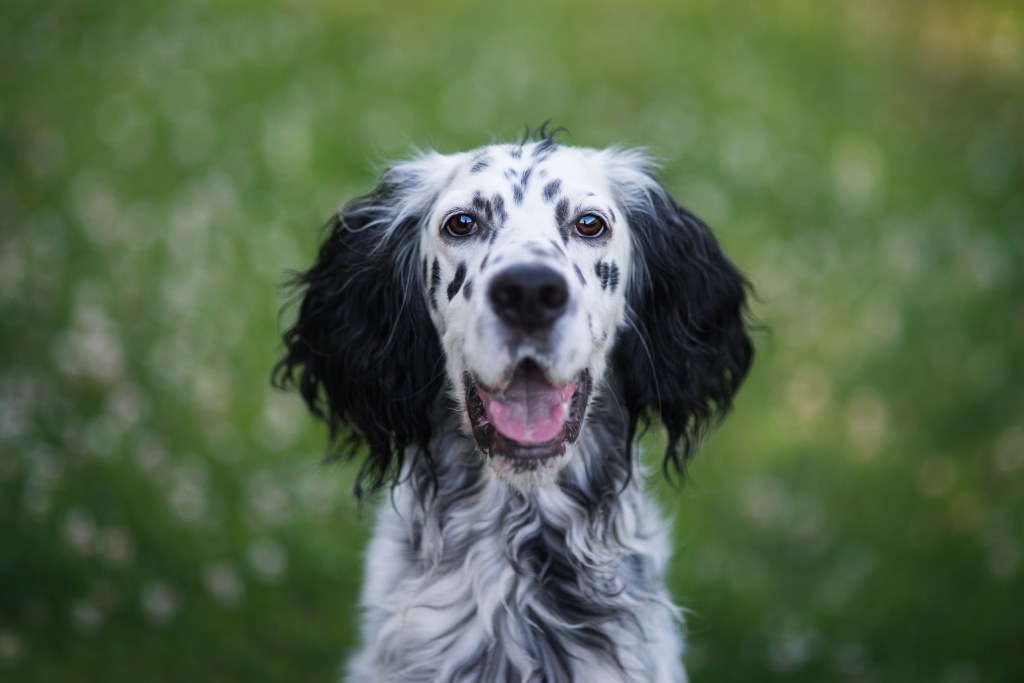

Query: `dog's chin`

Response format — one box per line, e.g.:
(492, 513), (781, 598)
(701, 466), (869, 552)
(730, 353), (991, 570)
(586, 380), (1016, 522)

(464, 361), (592, 488)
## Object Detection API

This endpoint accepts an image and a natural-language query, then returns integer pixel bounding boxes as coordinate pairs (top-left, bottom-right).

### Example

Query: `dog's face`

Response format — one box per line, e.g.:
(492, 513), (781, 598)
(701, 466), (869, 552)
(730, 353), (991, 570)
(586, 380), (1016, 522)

(419, 141), (632, 485)
(276, 134), (753, 498)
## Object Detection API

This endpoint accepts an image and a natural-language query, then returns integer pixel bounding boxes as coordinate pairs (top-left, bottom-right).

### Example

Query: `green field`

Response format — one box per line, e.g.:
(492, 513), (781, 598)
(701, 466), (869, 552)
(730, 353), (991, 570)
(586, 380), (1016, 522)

(2, 0), (1022, 680)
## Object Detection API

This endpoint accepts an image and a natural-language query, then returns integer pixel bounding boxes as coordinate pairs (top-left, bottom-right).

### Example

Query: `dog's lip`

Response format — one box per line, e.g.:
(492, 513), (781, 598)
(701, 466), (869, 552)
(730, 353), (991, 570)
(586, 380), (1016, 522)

(464, 363), (591, 463)
(474, 360), (572, 395)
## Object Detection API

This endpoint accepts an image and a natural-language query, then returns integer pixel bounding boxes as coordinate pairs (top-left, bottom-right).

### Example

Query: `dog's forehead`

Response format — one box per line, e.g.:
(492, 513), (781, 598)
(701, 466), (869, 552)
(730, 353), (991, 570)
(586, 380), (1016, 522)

(443, 143), (613, 203)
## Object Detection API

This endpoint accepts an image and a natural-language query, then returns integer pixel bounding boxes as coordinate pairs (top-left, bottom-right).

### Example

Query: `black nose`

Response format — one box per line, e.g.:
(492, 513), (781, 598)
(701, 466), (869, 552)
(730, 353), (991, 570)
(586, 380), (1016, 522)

(488, 264), (569, 332)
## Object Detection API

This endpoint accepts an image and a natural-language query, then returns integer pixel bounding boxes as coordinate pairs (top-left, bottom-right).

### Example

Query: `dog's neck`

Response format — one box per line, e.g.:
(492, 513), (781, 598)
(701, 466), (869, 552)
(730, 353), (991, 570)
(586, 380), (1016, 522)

(400, 380), (648, 589)
(355, 381), (681, 681)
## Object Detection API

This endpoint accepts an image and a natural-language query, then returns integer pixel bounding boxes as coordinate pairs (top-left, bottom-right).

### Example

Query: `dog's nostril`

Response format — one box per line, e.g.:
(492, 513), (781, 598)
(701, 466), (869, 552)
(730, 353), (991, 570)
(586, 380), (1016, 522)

(490, 284), (522, 310)
(488, 264), (569, 332)
(539, 282), (568, 310)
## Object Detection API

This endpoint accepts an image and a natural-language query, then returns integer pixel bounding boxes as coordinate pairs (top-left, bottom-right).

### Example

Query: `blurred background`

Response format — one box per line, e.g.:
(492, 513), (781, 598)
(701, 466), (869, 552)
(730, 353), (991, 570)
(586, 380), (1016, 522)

(2, 0), (1022, 680)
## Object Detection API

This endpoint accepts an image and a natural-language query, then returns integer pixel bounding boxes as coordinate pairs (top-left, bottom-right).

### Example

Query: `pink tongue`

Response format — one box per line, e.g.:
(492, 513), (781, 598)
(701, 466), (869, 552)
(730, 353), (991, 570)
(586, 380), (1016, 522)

(483, 365), (572, 445)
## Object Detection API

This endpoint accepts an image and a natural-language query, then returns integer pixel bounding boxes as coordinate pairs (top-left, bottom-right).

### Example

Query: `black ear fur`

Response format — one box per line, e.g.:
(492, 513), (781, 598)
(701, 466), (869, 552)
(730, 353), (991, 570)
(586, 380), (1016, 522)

(613, 183), (754, 479)
(273, 171), (444, 498)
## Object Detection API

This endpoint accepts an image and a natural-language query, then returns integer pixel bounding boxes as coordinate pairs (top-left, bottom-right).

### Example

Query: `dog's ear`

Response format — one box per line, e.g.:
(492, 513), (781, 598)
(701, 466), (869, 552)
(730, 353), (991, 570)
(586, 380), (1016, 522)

(274, 158), (450, 498)
(606, 153), (754, 479)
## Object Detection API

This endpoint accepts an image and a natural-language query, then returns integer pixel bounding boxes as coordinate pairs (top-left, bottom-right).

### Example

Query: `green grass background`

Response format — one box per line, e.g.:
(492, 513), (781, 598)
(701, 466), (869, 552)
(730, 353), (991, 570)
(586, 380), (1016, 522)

(2, 0), (1022, 680)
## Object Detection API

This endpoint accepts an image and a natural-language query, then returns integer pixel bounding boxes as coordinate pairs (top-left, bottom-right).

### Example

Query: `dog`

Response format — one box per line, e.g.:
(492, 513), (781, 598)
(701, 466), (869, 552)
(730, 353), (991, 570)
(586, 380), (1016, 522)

(275, 129), (753, 682)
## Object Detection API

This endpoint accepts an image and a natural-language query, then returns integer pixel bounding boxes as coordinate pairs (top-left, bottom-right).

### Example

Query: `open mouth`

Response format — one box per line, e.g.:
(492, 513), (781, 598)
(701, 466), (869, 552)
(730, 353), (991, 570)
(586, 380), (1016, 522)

(465, 360), (591, 470)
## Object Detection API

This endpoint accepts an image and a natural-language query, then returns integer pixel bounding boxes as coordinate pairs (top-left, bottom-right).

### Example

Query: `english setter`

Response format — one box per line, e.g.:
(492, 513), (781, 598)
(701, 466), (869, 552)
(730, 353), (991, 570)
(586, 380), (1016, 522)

(276, 130), (753, 682)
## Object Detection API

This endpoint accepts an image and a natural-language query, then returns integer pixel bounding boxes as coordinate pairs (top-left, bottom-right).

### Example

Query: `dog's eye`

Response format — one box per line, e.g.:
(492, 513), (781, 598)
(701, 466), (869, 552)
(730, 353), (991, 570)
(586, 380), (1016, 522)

(574, 214), (606, 238)
(444, 213), (478, 238)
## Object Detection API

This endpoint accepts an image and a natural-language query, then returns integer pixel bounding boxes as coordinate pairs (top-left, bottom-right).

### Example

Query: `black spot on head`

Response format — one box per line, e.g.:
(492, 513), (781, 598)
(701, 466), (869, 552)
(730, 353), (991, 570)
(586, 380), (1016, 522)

(532, 137), (557, 158)
(542, 179), (562, 203)
(491, 193), (508, 226)
(554, 197), (570, 226)
(608, 206), (617, 223)
(531, 139), (559, 165)
(595, 261), (611, 290)
(510, 146), (523, 159)
(593, 261), (619, 292)
(573, 263), (587, 286)
(471, 193), (493, 222)
(447, 262), (467, 301)
(470, 154), (491, 174)
(429, 258), (442, 307)
(480, 254), (489, 271)
(549, 239), (565, 254)
(512, 164), (533, 204)
(504, 168), (517, 180)
(463, 278), (473, 301)
(421, 257), (428, 285)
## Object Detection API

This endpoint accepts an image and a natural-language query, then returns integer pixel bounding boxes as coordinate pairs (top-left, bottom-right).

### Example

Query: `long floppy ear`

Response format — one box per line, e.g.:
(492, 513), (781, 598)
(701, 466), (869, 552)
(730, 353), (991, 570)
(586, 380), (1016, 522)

(607, 152), (754, 479)
(273, 157), (450, 498)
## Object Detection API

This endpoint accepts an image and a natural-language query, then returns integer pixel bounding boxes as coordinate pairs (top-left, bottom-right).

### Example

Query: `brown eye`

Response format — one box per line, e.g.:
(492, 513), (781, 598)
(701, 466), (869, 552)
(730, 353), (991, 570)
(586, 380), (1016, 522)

(444, 213), (477, 237)
(574, 214), (606, 238)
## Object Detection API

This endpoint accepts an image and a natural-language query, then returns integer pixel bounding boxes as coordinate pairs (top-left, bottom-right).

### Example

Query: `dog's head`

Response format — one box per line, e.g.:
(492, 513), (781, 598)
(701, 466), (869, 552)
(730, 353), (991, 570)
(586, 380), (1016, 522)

(276, 134), (752, 495)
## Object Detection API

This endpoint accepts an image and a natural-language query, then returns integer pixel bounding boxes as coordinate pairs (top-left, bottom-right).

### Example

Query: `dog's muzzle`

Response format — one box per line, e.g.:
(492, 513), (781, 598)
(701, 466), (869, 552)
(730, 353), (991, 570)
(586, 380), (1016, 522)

(464, 262), (589, 470)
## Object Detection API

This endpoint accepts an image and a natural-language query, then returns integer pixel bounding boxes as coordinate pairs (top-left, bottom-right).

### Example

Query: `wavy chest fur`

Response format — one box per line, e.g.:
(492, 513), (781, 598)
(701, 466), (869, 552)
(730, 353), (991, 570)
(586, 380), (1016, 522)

(345, 409), (687, 683)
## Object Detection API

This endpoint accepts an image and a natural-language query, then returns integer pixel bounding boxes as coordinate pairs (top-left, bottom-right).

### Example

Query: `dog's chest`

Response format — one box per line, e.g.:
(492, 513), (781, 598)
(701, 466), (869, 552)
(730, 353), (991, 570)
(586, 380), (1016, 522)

(352, 477), (683, 681)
